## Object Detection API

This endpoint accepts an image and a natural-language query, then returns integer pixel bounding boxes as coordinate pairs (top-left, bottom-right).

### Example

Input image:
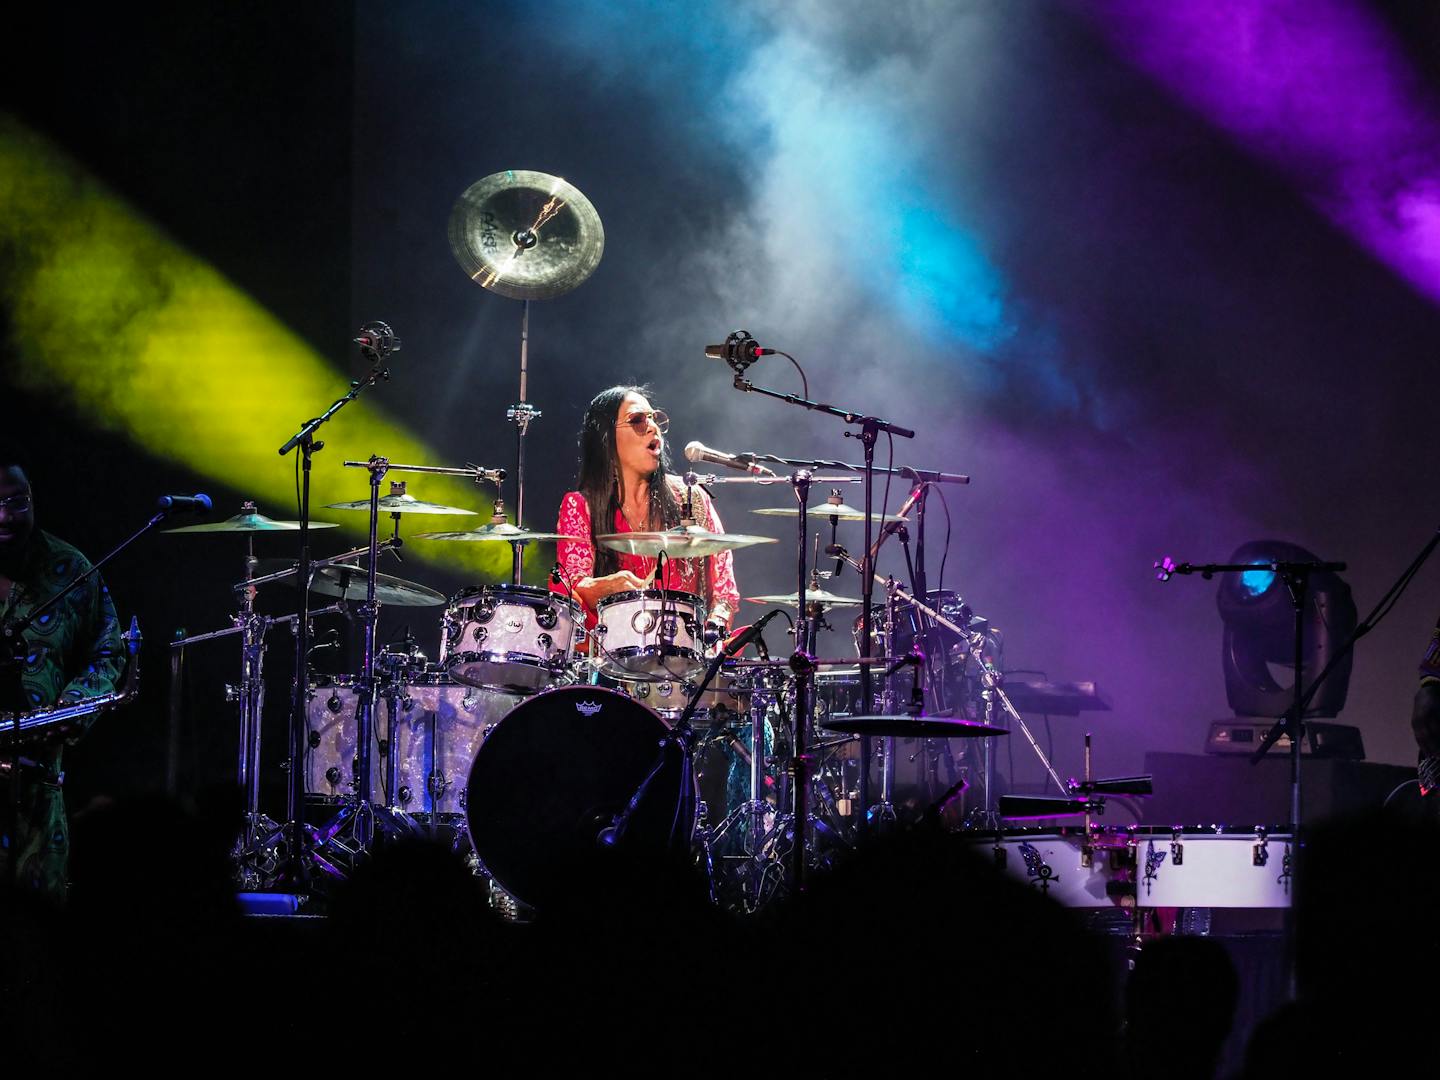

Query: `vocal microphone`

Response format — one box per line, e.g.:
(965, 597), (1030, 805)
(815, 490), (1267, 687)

(156, 494), (213, 515)
(703, 330), (775, 370)
(723, 609), (784, 657)
(354, 321), (401, 362)
(684, 441), (776, 477)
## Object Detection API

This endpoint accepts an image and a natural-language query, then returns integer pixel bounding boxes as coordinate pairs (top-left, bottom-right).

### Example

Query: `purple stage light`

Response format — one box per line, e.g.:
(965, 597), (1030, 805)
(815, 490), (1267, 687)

(1085, 0), (1440, 306)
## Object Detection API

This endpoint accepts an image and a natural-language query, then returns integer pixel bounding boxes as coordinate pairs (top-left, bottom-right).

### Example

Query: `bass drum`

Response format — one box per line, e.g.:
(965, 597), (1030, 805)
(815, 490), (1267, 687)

(464, 686), (694, 909)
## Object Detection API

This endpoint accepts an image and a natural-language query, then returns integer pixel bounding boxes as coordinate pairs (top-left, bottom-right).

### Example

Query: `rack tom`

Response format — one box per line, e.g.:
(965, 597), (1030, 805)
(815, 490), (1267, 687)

(442, 584), (582, 693)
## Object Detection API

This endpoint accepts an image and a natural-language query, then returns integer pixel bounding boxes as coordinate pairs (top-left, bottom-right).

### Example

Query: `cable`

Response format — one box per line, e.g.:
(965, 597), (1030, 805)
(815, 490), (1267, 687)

(934, 482), (953, 597)
(773, 349), (809, 400)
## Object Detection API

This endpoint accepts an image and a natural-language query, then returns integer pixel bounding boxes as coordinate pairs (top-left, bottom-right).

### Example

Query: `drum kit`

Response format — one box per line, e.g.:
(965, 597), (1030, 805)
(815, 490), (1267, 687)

(164, 167), (1231, 923)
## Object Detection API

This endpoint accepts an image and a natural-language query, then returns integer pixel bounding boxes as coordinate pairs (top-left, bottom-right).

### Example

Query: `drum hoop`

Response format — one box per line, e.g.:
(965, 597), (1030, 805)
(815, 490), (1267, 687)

(597, 588), (704, 609)
(448, 583), (582, 616)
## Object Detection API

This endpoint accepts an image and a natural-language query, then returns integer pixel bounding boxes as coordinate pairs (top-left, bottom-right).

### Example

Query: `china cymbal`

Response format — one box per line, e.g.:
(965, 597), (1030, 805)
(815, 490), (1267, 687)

(821, 715), (1009, 738)
(448, 170), (605, 301)
(751, 501), (906, 523)
(744, 588), (863, 607)
(324, 494), (478, 516)
(164, 510), (340, 534)
(255, 559), (446, 607)
(595, 527), (778, 560)
(414, 523), (581, 543)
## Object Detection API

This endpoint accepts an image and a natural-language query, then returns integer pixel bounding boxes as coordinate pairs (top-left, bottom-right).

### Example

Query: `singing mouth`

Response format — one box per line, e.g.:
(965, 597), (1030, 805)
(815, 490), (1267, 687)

(646, 437), (661, 455)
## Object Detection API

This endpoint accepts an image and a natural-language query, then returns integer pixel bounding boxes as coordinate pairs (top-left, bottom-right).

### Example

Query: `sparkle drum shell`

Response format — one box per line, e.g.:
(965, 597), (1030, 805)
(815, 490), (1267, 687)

(593, 588), (706, 680)
(442, 584), (582, 693)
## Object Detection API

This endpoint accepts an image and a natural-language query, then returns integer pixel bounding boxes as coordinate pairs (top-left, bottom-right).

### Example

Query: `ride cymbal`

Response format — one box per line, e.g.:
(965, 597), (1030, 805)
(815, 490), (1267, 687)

(324, 494), (478, 516)
(448, 170), (605, 301)
(595, 527), (778, 560)
(415, 523), (581, 543)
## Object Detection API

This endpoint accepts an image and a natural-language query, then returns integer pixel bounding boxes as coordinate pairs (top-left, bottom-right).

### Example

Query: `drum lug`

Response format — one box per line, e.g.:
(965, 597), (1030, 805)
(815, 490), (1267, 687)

(472, 625), (488, 646)
(1252, 828), (1269, 867)
(1170, 828), (1184, 866)
(536, 606), (559, 631)
(536, 633), (553, 652)
(397, 785), (412, 806)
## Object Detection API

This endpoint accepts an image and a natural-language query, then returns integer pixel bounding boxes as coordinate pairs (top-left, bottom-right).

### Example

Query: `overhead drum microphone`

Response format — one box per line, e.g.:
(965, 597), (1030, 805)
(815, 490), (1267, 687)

(703, 330), (773, 373)
(354, 321), (401, 363)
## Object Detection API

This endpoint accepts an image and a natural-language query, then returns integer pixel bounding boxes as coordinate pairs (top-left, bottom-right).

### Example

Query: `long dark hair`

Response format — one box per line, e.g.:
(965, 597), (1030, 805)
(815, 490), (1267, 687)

(575, 384), (681, 576)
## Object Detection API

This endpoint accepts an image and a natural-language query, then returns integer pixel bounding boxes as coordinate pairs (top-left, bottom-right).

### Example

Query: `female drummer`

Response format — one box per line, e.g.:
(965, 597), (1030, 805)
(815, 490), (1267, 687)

(551, 385), (740, 636)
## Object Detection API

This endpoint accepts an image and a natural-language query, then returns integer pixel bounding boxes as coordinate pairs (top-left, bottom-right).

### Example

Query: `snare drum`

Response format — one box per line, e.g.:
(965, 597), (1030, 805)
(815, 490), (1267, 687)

(593, 589), (705, 680)
(442, 584), (582, 692)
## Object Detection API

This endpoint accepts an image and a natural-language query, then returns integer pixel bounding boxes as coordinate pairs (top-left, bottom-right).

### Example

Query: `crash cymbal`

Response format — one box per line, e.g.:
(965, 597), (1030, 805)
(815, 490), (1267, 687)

(164, 510), (340, 534)
(414, 523), (581, 543)
(821, 715), (1009, 738)
(448, 170), (605, 301)
(751, 502), (906, 524)
(323, 494), (478, 516)
(744, 588), (863, 607)
(596, 527), (778, 560)
(255, 559), (446, 607)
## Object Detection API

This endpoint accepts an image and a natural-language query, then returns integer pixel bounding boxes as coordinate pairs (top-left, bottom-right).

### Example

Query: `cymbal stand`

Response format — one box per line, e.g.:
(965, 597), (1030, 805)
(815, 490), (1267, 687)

(317, 455), (411, 859)
(507, 300), (540, 585)
(170, 599), (347, 885)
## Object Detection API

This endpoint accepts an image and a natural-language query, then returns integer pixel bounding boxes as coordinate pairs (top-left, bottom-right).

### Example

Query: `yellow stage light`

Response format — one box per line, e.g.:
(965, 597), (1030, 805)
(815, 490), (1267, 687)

(0, 114), (516, 581)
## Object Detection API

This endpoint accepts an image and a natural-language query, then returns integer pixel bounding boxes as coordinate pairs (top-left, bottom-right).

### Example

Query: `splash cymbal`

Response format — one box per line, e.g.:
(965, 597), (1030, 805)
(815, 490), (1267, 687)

(448, 170), (605, 301)
(595, 527), (778, 560)
(744, 588), (862, 607)
(751, 502), (905, 523)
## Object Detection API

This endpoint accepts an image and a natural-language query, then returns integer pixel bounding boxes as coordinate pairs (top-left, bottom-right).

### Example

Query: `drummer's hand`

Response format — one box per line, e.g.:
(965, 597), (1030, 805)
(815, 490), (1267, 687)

(577, 570), (650, 606)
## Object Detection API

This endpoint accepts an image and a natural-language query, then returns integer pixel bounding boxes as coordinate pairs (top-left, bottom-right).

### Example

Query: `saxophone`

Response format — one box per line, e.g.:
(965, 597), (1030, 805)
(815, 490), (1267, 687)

(0, 616), (143, 747)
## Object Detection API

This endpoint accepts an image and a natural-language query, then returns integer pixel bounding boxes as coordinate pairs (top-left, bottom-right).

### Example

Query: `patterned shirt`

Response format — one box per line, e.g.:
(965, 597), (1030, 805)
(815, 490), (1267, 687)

(1, 530), (124, 728)
(551, 477), (741, 629)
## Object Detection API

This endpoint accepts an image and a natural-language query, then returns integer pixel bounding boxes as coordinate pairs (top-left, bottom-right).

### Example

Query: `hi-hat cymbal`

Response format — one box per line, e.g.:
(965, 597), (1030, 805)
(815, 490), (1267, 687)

(821, 715), (1009, 738)
(744, 588), (863, 607)
(596, 527), (778, 560)
(324, 494), (478, 516)
(752, 502), (906, 523)
(255, 559), (446, 607)
(448, 170), (605, 301)
(165, 510), (340, 534)
(414, 523), (581, 543)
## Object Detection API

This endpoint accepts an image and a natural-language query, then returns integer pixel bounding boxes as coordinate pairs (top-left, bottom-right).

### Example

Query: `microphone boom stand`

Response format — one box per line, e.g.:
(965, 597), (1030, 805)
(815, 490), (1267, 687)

(727, 365), (914, 886)
(277, 350), (391, 887)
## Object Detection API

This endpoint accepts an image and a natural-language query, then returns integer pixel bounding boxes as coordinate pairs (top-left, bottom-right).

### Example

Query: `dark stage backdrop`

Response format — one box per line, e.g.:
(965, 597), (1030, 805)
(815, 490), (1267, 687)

(5, 2), (1439, 821)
